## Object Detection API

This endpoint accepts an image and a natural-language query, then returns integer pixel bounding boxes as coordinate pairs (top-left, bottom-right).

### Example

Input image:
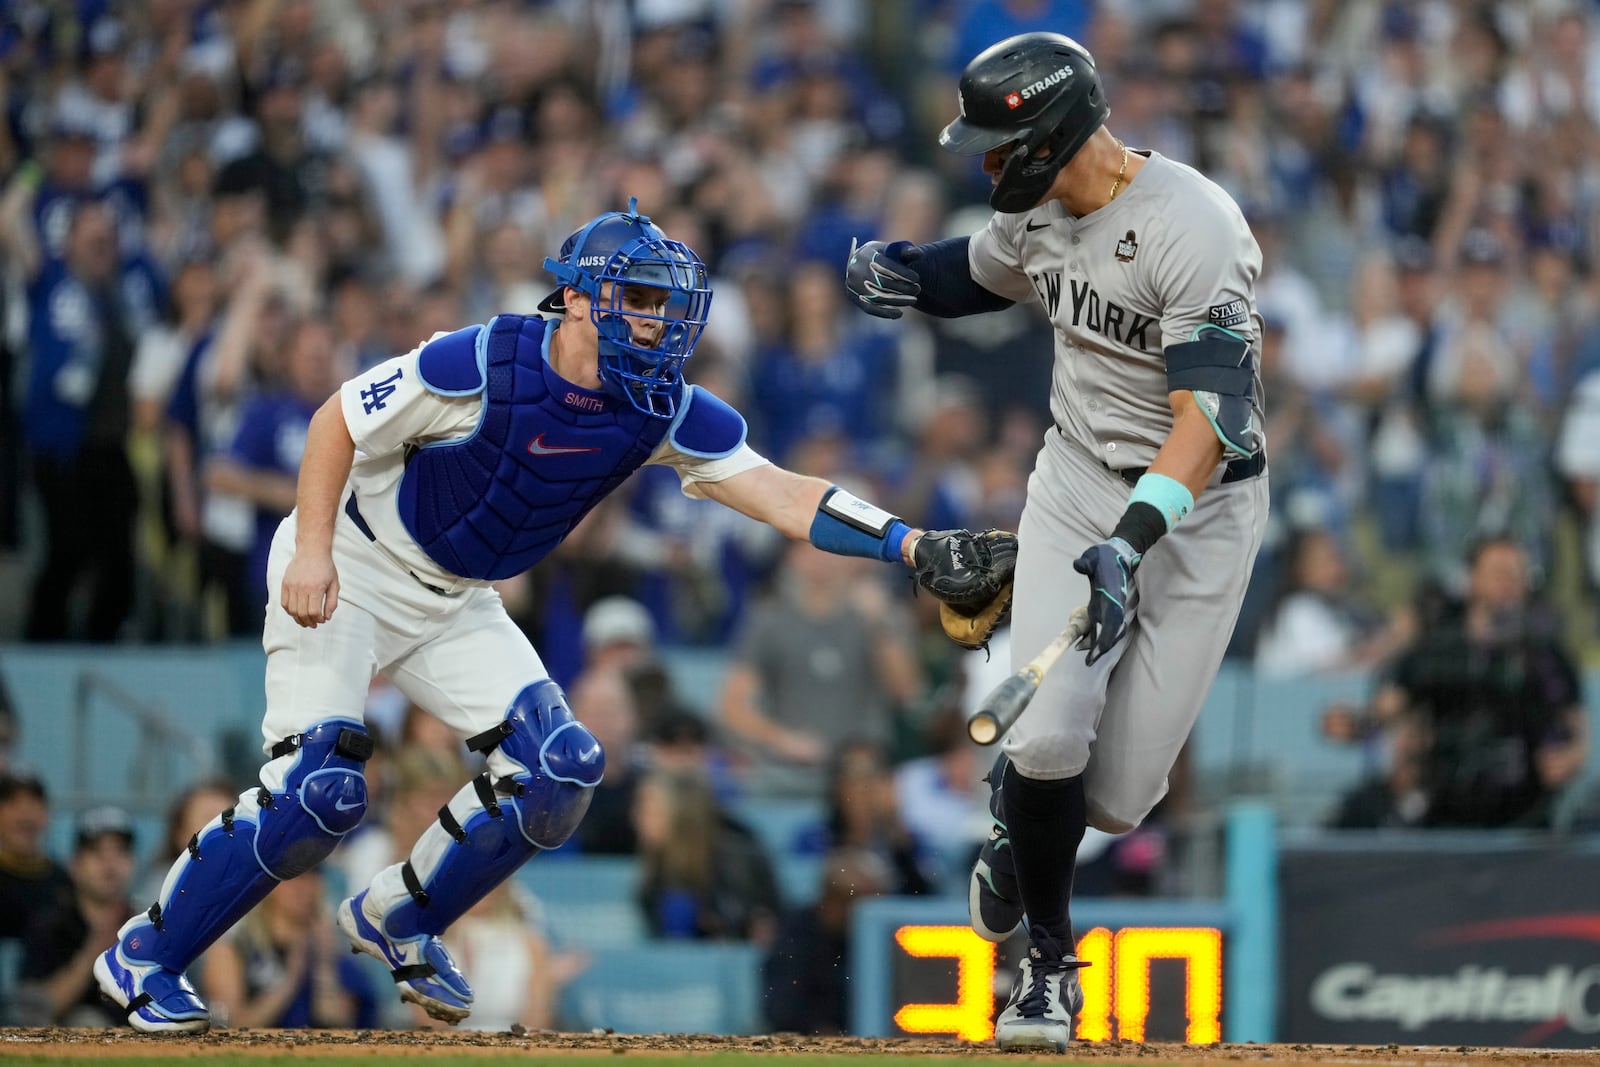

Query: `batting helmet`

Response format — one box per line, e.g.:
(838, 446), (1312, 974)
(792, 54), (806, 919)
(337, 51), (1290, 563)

(540, 199), (713, 419)
(939, 33), (1110, 214)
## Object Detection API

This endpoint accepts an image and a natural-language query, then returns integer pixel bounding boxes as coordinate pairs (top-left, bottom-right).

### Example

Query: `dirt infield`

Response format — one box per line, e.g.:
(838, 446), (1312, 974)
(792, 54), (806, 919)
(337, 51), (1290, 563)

(3, 1028), (1599, 1064)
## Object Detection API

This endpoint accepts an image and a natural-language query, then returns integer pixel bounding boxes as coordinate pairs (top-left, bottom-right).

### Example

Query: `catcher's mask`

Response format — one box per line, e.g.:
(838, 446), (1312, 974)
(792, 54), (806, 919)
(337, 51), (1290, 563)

(540, 198), (713, 419)
(939, 32), (1110, 214)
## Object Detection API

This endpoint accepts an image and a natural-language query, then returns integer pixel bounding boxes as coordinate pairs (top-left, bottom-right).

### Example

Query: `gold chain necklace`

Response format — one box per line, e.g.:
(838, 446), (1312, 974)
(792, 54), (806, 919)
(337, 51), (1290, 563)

(1109, 139), (1129, 201)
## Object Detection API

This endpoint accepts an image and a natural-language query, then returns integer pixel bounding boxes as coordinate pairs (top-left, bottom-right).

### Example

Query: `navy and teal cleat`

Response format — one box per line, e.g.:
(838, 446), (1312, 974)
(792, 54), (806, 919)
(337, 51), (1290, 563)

(994, 927), (1086, 1053)
(93, 916), (211, 1033)
(969, 758), (1024, 942)
(337, 889), (474, 1024)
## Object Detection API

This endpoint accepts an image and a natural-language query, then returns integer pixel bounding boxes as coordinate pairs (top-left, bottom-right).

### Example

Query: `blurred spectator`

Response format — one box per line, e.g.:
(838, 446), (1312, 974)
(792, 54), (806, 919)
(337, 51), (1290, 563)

(161, 242), (289, 637)
(1324, 539), (1587, 829)
(796, 739), (937, 896)
(135, 778), (239, 908)
(564, 668), (643, 856)
(888, 375), (989, 533)
(0, 771), (70, 941)
(206, 317), (345, 617)
(1556, 367), (1600, 604)
(442, 883), (587, 1033)
(762, 846), (889, 1036)
(212, 62), (331, 246)
(202, 865), (376, 1029)
(16, 806), (137, 1026)
(632, 769), (781, 944)
(893, 705), (990, 877)
(581, 596), (659, 680)
(718, 540), (922, 794)
(4, 198), (140, 641)
(615, 455), (775, 647)
(647, 707), (741, 807)
(1418, 321), (1555, 593)
(1253, 526), (1415, 678)
(748, 261), (899, 466)
(945, 1), (1093, 75)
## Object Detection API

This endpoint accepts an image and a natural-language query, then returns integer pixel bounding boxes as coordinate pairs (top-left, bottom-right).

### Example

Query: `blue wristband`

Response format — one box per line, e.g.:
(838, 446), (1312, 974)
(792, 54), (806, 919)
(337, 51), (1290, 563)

(808, 487), (912, 564)
(1127, 472), (1194, 532)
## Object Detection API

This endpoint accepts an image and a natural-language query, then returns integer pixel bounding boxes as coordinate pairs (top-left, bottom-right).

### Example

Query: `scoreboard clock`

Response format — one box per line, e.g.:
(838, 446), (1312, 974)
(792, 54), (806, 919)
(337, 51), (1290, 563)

(852, 897), (1234, 1042)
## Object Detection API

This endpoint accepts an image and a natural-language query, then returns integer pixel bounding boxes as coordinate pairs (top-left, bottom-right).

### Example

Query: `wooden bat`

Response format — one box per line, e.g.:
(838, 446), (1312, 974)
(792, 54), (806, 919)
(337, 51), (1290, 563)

(967, 606), (1092, 745)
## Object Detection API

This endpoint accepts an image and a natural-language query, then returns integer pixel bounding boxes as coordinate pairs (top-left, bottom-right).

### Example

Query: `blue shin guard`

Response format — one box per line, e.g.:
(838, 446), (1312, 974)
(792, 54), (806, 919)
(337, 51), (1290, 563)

(340, 680), (603, 1023)
(98, 719), (372, 1031)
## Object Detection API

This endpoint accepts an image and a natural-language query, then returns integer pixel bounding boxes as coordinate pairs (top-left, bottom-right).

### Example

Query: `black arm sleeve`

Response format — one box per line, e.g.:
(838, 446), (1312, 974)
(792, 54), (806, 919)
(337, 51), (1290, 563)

(908, 236), (1015, 318)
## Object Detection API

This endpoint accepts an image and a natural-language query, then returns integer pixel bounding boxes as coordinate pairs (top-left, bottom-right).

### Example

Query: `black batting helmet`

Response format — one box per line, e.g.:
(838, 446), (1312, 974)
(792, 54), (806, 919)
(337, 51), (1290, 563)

(939, 33), (1110, 214)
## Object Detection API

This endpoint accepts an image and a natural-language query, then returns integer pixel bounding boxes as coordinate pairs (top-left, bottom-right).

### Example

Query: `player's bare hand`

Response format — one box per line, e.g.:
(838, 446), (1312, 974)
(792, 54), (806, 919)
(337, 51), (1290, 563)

(844, 238), (922, 318)
(281, 551), (340, 628)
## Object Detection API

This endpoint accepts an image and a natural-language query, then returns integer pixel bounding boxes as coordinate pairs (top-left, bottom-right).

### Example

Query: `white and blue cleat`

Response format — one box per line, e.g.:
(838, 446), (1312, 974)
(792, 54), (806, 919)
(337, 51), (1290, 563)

(337, 888), (474, 1024)
(995, 928), (1086, 1053)
(93, 918), (211, 1033)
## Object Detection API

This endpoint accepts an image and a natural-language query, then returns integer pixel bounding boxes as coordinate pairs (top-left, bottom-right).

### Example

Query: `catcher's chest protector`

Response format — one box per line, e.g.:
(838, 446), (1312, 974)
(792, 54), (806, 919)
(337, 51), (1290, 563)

(397, 314), (674, 581)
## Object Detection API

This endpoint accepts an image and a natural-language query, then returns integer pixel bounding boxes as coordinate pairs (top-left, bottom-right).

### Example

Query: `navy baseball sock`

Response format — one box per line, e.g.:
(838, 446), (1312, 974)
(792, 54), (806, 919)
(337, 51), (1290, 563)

(1001, 762), (1087, 948)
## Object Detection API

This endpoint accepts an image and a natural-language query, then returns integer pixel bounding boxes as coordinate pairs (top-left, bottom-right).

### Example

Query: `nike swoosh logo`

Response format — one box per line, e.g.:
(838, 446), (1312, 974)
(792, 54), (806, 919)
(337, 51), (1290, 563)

(578, 743), (600, 761)
(527, 433), (601, 456)
(1025, 220), (1050, 231)
(334, 798), (363, 812)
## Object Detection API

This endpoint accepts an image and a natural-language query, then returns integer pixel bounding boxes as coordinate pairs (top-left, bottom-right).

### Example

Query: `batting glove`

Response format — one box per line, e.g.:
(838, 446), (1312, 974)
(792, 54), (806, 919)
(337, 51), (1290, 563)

(1072, 537), (1141, 665)
(845, 239), (922, 319)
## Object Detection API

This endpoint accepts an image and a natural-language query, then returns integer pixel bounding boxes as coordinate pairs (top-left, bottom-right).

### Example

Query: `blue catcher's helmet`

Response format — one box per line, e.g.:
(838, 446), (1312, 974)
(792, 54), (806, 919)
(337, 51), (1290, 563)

(539, 199), (713, 419)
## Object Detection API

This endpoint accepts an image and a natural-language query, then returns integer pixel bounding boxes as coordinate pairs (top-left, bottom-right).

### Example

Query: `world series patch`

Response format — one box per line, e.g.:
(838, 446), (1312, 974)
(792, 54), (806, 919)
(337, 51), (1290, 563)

(1115, 230), (1138, 262)
(1208, 298), (1249, 329)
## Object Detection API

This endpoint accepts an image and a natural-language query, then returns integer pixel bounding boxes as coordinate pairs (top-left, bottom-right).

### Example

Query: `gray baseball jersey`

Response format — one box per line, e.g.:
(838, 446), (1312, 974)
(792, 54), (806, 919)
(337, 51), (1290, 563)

(969, 151), (1270, 832)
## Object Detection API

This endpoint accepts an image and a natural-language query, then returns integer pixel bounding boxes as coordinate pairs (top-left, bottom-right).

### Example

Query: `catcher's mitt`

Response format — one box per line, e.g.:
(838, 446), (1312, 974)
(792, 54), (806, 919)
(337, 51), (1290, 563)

(912, 529), (1018, 650)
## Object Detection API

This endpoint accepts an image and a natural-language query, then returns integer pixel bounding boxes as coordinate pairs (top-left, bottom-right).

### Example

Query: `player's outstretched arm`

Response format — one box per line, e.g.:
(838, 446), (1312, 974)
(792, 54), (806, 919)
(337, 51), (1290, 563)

(844, 236), (1014, 320)
(696, 463), (1016, 649)
(280, 393), (356, 628)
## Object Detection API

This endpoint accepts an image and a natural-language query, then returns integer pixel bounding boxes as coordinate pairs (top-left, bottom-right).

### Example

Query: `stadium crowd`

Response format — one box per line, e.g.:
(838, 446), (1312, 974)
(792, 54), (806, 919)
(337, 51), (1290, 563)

(2, 0), (1600, 1033)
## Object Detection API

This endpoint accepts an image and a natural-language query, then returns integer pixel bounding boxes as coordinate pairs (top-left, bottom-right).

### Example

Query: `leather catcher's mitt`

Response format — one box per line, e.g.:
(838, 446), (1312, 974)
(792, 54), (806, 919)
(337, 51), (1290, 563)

(912, 529), (1018, 650)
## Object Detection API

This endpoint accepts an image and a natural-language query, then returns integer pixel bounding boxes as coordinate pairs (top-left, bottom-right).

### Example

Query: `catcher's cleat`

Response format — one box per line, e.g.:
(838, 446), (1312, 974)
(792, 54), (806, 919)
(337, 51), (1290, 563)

(994, 927), (1086, 1053)
(969, 758), (1024, 942)
(338, 889), (474, 1024)
(94, 922), (210, 1033)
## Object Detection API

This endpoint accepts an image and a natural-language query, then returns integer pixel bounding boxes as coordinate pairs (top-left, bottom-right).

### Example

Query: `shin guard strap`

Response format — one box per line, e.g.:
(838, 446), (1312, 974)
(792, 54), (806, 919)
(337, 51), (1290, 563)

(466, 721), (513, 754)
(471, 772), (502, 818)
(401, 860), (430, 907)
(437, 804), (467, 844)
(391, 963), (438, 982)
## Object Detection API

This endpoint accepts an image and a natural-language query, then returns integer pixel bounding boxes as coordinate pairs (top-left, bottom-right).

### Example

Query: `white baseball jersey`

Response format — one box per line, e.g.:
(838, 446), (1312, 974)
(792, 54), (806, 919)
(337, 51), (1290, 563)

(970, 151), (1271, 832)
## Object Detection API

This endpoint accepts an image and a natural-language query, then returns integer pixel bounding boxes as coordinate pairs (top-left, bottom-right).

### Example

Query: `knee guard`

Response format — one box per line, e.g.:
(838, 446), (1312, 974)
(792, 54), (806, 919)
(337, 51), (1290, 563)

(124, 718), (372, 971)
(376, 680), (603, 940)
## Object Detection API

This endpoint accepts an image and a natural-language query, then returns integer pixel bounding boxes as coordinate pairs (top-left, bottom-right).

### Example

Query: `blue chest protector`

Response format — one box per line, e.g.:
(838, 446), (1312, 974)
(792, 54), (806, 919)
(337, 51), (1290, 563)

(397, 315), (682, 581)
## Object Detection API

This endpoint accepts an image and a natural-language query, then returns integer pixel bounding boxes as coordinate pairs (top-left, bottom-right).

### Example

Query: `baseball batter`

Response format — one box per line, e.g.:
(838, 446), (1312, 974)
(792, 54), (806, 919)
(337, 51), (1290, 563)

(846, 33), (1268, 1051)
(94, 202), (1016, 1033)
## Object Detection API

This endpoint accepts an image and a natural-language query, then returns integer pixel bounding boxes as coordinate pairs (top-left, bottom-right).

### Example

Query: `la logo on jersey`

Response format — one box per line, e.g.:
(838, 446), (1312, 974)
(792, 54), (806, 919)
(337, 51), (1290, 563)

(361, 368), (403, 414)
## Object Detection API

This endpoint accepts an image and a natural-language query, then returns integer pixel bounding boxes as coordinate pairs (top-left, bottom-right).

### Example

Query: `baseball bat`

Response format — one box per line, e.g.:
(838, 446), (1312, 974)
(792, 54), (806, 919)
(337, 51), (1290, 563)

(967, 605), (1092, 746)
